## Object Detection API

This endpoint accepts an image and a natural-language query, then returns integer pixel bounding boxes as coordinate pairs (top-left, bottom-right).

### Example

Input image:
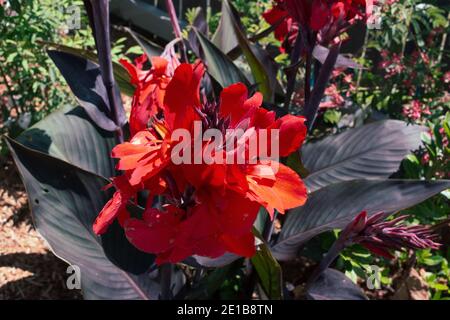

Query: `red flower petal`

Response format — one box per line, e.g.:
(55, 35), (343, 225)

(268, 114), (307, 157)
(245, 162), (307, 218)
(361, 242), (395, 259)
(310, 0), (331, 31)
(262, 5), (290, 41)
(221, 232), (256, 258)
(219, 83), (263, 127)
(125, 207), (180, 254)
(163, 62), (204, 131)
(93, 176), (134, 235)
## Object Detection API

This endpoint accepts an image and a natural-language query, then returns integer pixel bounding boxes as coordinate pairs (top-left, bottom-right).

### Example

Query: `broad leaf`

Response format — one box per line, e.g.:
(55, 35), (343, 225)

(313, 45), (363, 69)
(110, 0), (182, 42)
(302, 120), (425, 192)
(42, 41), (135, 96)
(17, 105), (116, 178)
(128, 28), (163, 58)
(212, 0), (238, 54)
(187, 7), (208, 59)
(194, 28), (250, 88)
(272, 179), (450, 260)
(217, 0), (274, 101)
(192, 253), (240, 268)
(48, 50), (127, 131)
(306, 269), (368, 300)
(6, 138), (157, 299)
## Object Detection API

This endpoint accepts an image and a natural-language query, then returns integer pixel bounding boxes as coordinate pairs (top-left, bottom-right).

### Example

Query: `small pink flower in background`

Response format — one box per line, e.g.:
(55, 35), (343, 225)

(439, 127), (449, 148)
(320, 84), (345, 108)
(435, 171), (446, 179)
(444, 71), (450, 83)
(342, 73), (356, 95)
(421, 152), (430, 165)
(402, 100), (430, 121)
(441, 91), (450, 104)
(379, 52), (405, 79)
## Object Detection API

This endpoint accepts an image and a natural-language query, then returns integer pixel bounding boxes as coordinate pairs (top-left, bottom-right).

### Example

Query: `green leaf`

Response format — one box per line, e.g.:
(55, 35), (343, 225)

(251, 229), (283, 300)
(185, 263), (238, 300)
(323, 109), (342, 125)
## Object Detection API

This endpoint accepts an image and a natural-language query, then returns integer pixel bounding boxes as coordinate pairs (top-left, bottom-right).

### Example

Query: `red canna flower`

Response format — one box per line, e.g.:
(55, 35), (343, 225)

(93, 60), (308, 264)
(119, 42), (180, 137)
(263, 0), (372, 50)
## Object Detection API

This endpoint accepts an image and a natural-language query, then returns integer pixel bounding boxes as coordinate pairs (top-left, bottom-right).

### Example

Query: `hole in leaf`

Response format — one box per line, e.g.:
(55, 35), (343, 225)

(34, 199), (40, 204)
(43, 188), (49, 193)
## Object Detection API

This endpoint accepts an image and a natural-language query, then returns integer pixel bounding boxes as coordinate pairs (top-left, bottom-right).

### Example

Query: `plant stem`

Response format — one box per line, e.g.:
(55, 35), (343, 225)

(304, 51), (312, 106)
(160, 263), (173, 300)
(165, 0), (188, 63)
(437, 13), (449, 64)
(304, 43), (340, 131)
(284, 31), (304, 109)
(86, 0), (124, 143)
(355, 29), (369, 91)
(306, 238), (346, 288)
(262, 211), (278, 243)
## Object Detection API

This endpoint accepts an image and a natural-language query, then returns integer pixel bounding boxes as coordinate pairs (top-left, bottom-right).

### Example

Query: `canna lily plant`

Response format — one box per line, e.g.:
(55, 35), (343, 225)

(5, 0), (450, 300)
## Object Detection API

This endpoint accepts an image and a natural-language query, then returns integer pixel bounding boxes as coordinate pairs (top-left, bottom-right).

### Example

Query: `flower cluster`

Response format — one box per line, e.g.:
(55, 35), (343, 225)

(263, 0), (371, 51)
(402, 100), (431, 122)
(379, 50), (405, 79)
(341, 211), (440, 259)
(93, 55), (308, 264)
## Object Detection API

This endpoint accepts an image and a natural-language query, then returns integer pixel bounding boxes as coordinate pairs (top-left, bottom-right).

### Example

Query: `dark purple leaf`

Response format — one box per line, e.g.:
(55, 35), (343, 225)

(48, 50), (126, 131)
(6, 137), (158, 299)
(302, 120), (426, 192)
(194, 28), (250, 88)
(306, 269), (368, 300)
(127, 28), (163, 58)
(85, 0), (125, 140)
(272, 179), (450, 260)
(214, 0), (274, 101)
(187, 7), (208, 59)
(16, 105), (116, 178)
(313, 45), (363, 69)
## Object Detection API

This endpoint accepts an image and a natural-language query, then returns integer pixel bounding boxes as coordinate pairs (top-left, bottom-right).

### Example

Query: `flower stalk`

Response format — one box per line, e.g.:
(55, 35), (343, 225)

(165, 0), (188, 63)
(83, 0), (124, 143)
